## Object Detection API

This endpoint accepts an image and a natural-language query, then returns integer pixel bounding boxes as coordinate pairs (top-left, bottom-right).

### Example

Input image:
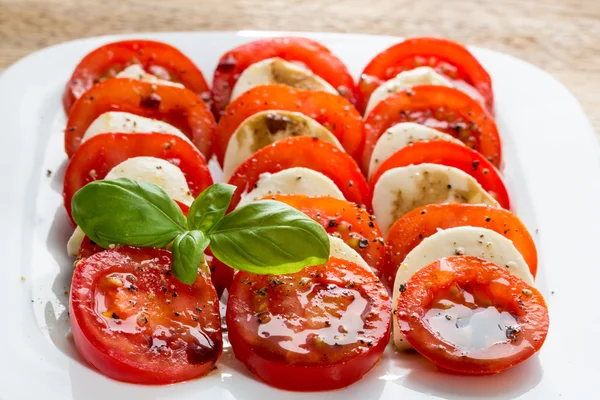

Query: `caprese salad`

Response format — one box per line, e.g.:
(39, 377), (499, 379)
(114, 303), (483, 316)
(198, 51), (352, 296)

(60, 36), (549, 390)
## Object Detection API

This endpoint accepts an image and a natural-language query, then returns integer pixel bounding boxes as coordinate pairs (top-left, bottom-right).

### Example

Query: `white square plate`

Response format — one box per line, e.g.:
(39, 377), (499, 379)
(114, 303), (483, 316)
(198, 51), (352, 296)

(0, 31), (598, 400)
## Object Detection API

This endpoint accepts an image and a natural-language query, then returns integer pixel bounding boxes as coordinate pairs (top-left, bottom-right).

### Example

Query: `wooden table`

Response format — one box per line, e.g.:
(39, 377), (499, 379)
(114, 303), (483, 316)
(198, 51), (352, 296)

(1, 0), (598, 133)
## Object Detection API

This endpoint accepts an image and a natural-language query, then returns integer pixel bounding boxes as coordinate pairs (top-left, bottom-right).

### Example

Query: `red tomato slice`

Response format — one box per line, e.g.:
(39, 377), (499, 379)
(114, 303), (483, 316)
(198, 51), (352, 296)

(396, 256), (548, 375)
(357, 37), (493, 113)
(213, 84), (364, 167)
(63, 132), (213, 224)
(267, 194), (386, 278)
(204, 247), (234, 299)
(227, 257), (391, 391)
(385, 203), (538, 288)
(362, 86), (501, 171)
(63, 40), (209, 113)
(70, 247), (223, 384)
(371, 140), (510, 209)
(211, 37), (356, 116)
(226, 136), (371, 210)
(65, 78), (216, 159)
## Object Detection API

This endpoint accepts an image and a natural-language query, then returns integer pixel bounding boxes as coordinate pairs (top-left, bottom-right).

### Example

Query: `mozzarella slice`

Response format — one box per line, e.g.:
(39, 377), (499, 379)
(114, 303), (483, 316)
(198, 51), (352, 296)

(237, 167), (345, 208)
(230, 57), (338, 100)
(365, 67), (452, 116)
(392, 226), (534, 350)
(82, 112), (191, 143)
(368, 123), (464, 178)
(329, 236), (371, 273)
(67, 227), (86, 258)
(222, 110), (343, 181)
(373, 164), (499, 236)
(116, 64), (184, 88)
(67, 156), (194, 257)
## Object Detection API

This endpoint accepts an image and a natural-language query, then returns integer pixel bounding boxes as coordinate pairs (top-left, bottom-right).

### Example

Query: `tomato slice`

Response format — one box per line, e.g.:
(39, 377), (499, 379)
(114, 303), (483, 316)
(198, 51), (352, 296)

(211, 37), (356, 116)
(267, 194), (386, 277)
(213, 84), (364, 167)
(63, 132), (213, 224)
(362, 86), (501, 171)
(226, 136), (371, 210)
(70, 247), (223, 384)
(63, 40), (210, 113)
(357, 37), (493, 114)
(65, 78), (216, 159)
(204, 247), (234, 299)
(385, 203), (538, 288)
(396, 255), (548, 375)
(371, 140), (509, 209)
(227, 257), (391, 391)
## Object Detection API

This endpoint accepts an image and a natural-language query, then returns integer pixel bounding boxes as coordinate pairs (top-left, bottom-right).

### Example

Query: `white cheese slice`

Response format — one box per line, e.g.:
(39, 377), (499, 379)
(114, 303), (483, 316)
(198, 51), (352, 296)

(82, 111), (191, 143)
(368, 122), (464, 179)
(329, 236), (371, 273)
(372, 164), (499, 236)
(230, 57), (338, 100)
(222, 110), (343, 181)
(237, 167), (345, 208)
(116, 64), (184, 88)
(365, 67), (452, 116)
(392, 226), (534, 350)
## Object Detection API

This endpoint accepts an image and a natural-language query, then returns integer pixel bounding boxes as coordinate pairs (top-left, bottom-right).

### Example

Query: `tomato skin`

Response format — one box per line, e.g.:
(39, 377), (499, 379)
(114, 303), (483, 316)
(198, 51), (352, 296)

(227, 257), (391, 391)
(226, 136), (371, 210)
(211, 37), (356, 116)
(357, 37), (493, 114)
(204, 247), (234, 299)
(396, 256), (548, 375)
(70, 247), (223, 384)
(385, 204), (538, 288)
(63, 40), (210, 113)
(370, 140), (510, 209)
(213, 84), (365, 167)
(63, 132), (213, 225)
(362, 85), (501, 171)
(65, 78), (216, 159)
(267, 194), (386, 277)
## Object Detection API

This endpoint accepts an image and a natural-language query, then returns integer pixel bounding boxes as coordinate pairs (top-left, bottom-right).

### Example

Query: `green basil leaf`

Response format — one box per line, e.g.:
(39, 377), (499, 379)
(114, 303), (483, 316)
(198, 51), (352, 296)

(208, 200), (330, 274)
(71, 178), (187, 248)
(172, 230), (209, 284)
(187, 183), (236, 233)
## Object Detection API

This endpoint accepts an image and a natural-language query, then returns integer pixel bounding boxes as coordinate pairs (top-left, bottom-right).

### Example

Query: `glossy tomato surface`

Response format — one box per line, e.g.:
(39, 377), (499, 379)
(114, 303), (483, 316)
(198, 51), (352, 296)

(362, 86), (501, 171)
(226, 136), (371, 210)
(63, 40), (209, 113)
(357, 37), (493, 113)
(63, 132), (213, 224)
(65, 78), (215, 159)
(211, 37), (356, 115)
(384, 203), (538, 288)
(70, 247), (223, 384)
(227, 257), (391, 391)
(268, 194), (386, 277)
(396, 256), (548, 375)
(213, 84), (364, 167)
(370, 140), (510, 209)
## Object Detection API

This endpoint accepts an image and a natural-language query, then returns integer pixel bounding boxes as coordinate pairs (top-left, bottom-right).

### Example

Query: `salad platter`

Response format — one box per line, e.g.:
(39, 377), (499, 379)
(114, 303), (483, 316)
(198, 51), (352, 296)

(0, 31), (599, 399)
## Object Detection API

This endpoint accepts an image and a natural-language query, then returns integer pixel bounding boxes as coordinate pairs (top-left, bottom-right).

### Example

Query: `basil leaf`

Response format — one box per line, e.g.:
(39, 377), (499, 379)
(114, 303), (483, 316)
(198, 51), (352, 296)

(208, 200), (330, 274)
(172, 230), (209, 284)
(187, 183), (236, 233)
(71, 178), (187, 248)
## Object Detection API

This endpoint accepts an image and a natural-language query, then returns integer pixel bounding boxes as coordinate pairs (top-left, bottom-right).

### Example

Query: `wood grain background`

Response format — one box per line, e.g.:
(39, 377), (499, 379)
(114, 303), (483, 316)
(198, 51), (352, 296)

(1, 0), (598, 133)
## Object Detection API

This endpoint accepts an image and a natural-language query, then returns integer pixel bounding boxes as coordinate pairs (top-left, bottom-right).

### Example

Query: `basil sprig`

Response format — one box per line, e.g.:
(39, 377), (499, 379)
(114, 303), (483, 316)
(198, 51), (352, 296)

(71, 179), (330, 284)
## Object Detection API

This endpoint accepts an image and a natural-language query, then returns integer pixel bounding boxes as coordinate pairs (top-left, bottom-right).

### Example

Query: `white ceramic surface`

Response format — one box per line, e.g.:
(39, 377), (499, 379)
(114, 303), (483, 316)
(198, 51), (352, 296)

(0, 31), (597, 400)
